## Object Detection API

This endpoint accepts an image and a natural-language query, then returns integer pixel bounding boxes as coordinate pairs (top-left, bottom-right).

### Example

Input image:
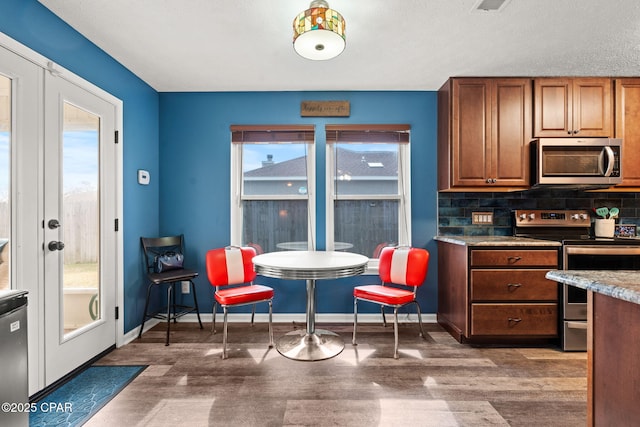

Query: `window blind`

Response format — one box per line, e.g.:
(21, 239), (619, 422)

(231, 125), (315, 144)
(325, 124), (410, 144)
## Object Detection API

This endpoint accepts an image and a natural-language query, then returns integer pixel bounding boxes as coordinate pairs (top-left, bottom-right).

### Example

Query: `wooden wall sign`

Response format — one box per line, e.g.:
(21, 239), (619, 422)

(301, 101), (350, 117)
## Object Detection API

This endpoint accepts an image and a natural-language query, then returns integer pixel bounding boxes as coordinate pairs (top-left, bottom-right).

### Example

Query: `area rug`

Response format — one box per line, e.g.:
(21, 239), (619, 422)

(30, 365), (146, 426)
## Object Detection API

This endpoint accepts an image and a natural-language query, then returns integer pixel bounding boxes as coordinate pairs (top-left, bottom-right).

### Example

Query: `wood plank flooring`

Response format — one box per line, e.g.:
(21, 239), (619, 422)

(86, 321), (587, 426)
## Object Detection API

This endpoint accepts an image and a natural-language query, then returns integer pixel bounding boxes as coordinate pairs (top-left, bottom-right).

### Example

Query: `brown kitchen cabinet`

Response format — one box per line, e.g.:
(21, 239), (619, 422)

(437, 242), (559, 343)
(614, 78), (640, 187)
(534, 78), (613, 137)
(438, 78), (532, 190)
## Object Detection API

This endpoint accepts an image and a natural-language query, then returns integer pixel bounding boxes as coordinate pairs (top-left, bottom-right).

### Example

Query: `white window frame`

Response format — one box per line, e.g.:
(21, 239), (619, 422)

(325, 132), (411, 272)
(230, 137), (316, 249)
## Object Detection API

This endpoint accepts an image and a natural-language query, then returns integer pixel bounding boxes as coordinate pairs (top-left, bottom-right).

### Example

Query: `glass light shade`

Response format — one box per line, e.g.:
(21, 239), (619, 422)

(293, 2), (346, 61)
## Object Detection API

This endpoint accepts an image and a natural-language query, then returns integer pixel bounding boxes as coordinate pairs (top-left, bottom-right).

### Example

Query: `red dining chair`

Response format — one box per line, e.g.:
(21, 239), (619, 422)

(352, 246), (430, 359)
(206, 246), (274, 359)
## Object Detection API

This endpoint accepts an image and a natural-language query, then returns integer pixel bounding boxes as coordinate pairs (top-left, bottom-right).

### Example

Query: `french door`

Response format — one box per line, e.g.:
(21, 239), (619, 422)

(0, 39), (120, 393)
(43, 72), (117, 385)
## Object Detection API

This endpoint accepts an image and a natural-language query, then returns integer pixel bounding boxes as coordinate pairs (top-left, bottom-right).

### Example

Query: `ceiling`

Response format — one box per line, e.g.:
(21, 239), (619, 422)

(37, 0), (640, 92)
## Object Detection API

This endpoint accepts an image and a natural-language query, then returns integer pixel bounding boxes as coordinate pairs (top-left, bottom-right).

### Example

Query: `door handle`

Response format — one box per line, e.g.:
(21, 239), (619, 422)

(48, 241), (65, 251)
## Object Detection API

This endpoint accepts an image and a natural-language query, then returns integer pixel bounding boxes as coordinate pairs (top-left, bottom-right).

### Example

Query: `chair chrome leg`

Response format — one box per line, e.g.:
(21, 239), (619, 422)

(393, 307), (399, 359)
(352, 297), (358, 346)
(268, 300), (274, 348)
(381, 305), (387, 327)
(250, 304), (256, 326)
(222, 307), (229, 359)
(212, 301), (217, 333)
(413, 301), (426, 339)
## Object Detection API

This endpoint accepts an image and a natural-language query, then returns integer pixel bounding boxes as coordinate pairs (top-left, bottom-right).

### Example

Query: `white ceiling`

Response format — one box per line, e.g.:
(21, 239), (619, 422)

(38, 0), (640, 92)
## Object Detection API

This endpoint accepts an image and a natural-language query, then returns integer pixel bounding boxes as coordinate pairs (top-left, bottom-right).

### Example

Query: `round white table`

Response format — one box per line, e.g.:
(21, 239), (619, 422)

(275, 241), (354, 251)
(252, 250), (369, 361)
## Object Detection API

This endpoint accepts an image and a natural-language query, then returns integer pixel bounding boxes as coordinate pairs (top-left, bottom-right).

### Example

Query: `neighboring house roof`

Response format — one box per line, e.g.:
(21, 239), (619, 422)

(244, 147), (397, 178)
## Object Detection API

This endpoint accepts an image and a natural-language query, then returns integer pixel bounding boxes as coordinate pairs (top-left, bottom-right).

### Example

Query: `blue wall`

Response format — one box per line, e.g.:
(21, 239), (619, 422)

(1, 0), (160, 332)
(2, 1), (440, 334)
(159, 92), (439, 316)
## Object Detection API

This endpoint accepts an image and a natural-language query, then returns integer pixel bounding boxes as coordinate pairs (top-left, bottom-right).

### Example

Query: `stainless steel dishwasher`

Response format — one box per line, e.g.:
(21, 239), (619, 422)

(0, 290), (28, 427)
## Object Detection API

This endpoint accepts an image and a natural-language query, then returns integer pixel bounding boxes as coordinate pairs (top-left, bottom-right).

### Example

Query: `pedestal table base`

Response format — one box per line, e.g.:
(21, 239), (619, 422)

(276, 329), (344, 361)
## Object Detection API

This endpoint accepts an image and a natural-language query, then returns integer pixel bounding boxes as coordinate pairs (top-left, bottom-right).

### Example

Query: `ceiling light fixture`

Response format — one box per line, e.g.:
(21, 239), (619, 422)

(293, 0), (346, 61)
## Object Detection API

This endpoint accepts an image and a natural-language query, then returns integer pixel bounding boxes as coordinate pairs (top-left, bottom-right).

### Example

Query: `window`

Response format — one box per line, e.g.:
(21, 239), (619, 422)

(230, 125), (315, 252)
(325, 125), (411, 260)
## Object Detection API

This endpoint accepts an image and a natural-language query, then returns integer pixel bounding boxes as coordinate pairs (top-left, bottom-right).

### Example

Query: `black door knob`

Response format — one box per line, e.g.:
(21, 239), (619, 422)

(48, 241), (65, 251)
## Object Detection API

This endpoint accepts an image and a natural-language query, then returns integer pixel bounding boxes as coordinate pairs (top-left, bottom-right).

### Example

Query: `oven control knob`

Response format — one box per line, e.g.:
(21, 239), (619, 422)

(518, 213), (527, 221)
(528, 213), (535, 220)
(571, 214), (579, 220)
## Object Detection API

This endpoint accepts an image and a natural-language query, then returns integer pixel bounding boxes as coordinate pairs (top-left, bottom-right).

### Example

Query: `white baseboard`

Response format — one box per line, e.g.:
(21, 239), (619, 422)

(125, 312), (437, 346)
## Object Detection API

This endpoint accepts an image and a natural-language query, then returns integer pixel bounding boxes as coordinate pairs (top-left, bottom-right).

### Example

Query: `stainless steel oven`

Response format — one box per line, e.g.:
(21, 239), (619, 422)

(562, 244), (640, 350)
(514, 209), (640, 351)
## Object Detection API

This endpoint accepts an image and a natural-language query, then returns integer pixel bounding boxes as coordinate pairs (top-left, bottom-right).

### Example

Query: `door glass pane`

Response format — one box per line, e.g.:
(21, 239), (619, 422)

(62, 102), (100, 334)
(0, 76), (10, 290)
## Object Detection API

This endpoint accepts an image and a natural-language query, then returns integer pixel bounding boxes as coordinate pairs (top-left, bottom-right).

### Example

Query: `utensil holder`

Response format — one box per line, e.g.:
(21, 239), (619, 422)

(595, 218), (615, 238)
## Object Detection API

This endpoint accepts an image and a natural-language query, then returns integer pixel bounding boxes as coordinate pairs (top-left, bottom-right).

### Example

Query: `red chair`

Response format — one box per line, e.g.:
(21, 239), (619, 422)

(206, 246), (274, 359)
(352, 246), (429, 359)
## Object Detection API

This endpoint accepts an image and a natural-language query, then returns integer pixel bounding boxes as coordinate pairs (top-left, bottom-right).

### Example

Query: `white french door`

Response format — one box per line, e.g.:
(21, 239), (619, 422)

(43, 72), (118, 385)
(0, 34), (121, 394)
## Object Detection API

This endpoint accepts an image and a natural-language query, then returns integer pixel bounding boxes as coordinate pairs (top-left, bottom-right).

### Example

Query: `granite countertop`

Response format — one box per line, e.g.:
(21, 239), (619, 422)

(434, 235), (561, 247)
(546, 270), (640, 306)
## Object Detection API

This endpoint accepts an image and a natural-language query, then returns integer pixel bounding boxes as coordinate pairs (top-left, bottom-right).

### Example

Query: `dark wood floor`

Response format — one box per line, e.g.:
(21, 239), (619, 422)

(87, 321), (587, 426)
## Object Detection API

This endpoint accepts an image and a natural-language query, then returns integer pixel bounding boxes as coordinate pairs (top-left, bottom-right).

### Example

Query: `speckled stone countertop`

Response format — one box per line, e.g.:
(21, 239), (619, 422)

(546, 270), (640, 306)
(434, 235), (561, 247)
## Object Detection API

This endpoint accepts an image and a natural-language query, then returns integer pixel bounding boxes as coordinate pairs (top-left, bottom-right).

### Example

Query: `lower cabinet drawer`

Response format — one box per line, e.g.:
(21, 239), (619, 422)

(471, 303), (558, 336)
(470, 249), (558, 267)
(470, 269), (558, 301)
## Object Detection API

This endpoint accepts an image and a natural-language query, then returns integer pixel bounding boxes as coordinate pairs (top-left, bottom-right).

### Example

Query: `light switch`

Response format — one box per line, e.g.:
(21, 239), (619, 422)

(137, 169), (150, 185)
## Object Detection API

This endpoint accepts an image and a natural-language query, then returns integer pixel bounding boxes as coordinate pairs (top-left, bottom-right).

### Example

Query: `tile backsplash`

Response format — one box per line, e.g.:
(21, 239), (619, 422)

(438, 189), (640, 236)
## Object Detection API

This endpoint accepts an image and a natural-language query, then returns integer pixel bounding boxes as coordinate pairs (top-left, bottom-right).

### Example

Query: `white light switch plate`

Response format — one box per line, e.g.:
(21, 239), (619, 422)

(181, 281), (190, 294)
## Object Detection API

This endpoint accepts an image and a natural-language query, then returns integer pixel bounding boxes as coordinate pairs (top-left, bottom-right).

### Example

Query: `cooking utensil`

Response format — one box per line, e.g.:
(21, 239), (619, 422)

(609, 207), (619, 218)
(595, 207), (609, 218)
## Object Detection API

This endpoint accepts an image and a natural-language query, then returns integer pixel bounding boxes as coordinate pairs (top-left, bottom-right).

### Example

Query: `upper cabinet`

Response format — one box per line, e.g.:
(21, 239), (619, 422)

(438, 78), (532, 190)
(614, 78), (640, 187)
(533, 78), (613, 137)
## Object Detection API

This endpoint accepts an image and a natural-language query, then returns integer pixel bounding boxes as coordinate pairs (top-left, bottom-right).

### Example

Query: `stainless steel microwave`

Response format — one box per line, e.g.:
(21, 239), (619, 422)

(532, 138), (622, 187)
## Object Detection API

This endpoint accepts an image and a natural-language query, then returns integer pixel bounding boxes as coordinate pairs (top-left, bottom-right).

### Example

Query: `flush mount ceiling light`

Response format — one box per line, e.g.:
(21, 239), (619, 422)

(293, 0), (346, 61)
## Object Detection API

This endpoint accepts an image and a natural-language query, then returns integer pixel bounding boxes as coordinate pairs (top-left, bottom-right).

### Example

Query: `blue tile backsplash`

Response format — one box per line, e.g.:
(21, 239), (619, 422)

(438, 189), (640, 236)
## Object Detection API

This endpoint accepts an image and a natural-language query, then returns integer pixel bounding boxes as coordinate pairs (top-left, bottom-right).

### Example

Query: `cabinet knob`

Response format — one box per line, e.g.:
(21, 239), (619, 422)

(573, 130), (579, 134)
(507, 283), (522, 290)
(507, 256), (522, 263)
(508, 317), (522, 324)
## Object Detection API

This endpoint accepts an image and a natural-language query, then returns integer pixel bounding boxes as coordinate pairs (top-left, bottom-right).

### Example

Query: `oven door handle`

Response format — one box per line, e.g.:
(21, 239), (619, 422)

(565, 246), (640, 256)
(566, 321), (588, 330)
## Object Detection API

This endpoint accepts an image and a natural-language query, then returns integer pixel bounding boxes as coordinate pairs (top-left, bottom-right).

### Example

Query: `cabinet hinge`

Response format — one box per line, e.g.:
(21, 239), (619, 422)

(114, 130), (119, 144)
(114, 218), (119, 232)
(115, 306), (119, 320)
